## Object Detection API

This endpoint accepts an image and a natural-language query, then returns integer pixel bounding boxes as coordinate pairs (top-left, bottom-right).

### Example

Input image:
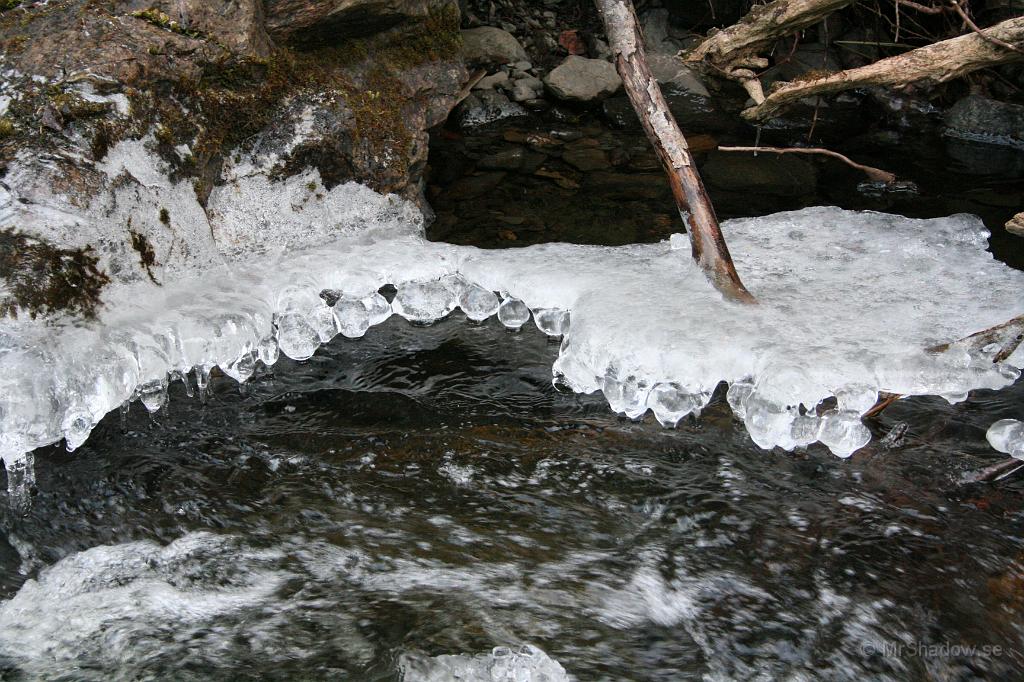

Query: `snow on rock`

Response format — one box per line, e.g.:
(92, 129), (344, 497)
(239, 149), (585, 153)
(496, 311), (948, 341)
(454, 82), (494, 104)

(1, 149), (1023, 497)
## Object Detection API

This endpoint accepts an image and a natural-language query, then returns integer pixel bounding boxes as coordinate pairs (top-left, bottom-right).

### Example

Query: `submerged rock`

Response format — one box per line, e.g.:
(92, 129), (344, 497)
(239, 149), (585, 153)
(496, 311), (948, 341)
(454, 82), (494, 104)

(944, 95), (1024, 146)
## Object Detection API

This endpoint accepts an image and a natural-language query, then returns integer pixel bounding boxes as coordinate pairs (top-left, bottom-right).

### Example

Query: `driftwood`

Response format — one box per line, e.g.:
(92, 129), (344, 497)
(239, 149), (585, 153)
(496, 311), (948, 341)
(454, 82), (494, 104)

(743, 16), (1024, 121)
(595, 0), (755, 303)
(684, 0), (855, 73)
(717, 146), (897, 184)
(864, 314), (1024, 419)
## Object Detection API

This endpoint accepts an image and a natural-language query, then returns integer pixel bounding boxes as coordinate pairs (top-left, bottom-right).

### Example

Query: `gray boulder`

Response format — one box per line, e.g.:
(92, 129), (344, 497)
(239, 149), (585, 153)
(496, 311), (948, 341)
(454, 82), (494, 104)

(944, 95), (1024, 145)
(647, 54), (709, 97)
(461, 26), (528, 65)
(544, 56), (622, 103)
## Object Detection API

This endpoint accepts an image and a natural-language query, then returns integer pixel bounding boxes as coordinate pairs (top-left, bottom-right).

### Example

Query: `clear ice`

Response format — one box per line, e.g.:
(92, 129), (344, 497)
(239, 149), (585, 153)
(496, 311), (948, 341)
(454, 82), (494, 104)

(987, 419), (1024, 460)
(2, 140), (1024, 491)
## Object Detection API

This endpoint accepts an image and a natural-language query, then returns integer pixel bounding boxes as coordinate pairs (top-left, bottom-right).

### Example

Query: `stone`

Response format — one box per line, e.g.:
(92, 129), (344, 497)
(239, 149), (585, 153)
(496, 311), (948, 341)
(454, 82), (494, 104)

(477, 148), (526, 171)
(461, 26), (529, 65)
(454, 90), (528, 129)
(702, 151), (818, 197)
(646, 55), (709, 97)
(544, 56), (622, 103)
(562, 147), (610, 172)
(639, 8), (679, 54)
(1007, 212), (1024, 237)
(266, 0), (448, 45)
(473, 72), (510, 90)
(510, 82), (538, 103)
(944, 95), (1024, 145)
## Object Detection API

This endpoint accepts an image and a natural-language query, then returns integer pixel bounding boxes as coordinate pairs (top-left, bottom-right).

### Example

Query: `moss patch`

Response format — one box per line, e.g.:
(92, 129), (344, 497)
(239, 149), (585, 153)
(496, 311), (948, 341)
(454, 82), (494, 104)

(0, 228), (110, 319)
(129, 229), (160, 284)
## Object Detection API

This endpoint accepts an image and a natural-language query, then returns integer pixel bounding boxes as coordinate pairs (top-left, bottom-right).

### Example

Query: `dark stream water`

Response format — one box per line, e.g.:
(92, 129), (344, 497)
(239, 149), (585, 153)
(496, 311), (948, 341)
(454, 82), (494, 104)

(1, 314), (1023, 680)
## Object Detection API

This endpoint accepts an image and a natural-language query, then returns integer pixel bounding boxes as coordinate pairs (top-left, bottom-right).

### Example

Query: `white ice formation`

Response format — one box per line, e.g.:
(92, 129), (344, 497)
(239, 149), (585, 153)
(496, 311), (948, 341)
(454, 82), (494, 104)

(986, 419), (1024, 460)
(2, 140), (1023, 497)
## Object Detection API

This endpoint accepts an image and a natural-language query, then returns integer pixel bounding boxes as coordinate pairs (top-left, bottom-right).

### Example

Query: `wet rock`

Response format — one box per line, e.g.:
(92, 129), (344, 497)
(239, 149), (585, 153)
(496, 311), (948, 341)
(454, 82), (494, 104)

(477, 148), (526, 171)
(602, 93), (731, 133)
(647, 55), (710, 97)
(266, 0), (445, 45)
(1007, 212), (1024, 237)
(640, 8), (679, 54)
(445, 171), (507, 199)
(544, 56), (622, 103)
(702, 151), (818, 197)
(461, 26), (528, 65)
(454, 90), (528, 129)
(562, 147), (610, 172)
(944, 95), (1024, 146)
(473, 72), (510, 90)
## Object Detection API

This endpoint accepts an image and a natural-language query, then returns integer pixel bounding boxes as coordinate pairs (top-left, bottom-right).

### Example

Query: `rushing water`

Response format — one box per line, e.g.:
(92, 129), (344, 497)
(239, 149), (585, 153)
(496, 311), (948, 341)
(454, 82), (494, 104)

(1, 312), (1022, 680)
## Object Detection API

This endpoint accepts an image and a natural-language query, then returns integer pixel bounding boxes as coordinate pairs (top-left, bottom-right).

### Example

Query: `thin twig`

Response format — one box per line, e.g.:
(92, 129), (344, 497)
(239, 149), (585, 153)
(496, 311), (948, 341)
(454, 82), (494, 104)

(948, 0), (1024, 55)
(717, 145), (897, 183)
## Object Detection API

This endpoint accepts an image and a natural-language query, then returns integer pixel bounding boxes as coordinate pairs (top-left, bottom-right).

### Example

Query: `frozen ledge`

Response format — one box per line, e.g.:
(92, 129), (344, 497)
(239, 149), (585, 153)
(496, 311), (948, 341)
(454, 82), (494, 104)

(2, 199), (1022, 503)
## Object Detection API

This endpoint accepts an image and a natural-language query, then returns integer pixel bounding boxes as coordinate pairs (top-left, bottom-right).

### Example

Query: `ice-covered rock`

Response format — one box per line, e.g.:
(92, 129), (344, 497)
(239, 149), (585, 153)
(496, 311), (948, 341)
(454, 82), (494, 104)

(1, 148), (1023, 499)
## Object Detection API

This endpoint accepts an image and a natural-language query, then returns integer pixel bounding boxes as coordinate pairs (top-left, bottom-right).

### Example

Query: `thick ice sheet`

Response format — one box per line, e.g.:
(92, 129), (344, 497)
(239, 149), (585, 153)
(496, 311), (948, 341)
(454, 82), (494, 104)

(2, 185), (1022, 482)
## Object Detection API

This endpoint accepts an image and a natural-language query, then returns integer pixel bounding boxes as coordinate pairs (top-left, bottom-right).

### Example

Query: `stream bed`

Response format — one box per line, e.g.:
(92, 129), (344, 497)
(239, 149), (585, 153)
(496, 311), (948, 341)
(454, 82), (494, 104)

(1, 315), (1023, 680)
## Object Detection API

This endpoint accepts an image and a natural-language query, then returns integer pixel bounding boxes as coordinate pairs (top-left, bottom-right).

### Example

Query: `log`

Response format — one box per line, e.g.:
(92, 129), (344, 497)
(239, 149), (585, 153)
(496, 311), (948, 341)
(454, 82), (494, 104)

(595, 0), (755, 303)
(743, 16), (1024, 122)
(685, 0), (855, 71)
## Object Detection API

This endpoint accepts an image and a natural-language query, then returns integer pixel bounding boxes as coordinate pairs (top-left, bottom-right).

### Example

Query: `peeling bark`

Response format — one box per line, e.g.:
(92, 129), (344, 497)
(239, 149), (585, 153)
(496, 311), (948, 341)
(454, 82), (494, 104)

(743, 16), (1024, 122)
(595, 0), (755, 303)
(684, 0), (855, 72)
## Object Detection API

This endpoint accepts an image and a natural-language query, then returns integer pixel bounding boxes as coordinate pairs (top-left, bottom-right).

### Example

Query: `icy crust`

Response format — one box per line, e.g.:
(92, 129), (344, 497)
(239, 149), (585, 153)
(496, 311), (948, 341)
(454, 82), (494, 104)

(2, 203), (1023, 480)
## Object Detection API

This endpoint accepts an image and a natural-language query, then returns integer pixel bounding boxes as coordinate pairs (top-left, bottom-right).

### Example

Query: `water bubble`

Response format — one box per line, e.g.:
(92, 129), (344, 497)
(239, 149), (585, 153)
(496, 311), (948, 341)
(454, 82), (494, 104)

(818, 410), (871, 458)
(533, 308), (570, 336)
(257, 336), (279, 366)
(333, 298), (370, 339)
(310, 305), (338, 343)
(276, 313), (320, 361)
(497, 297), (530, 329)
(987, 419), (1024, 459)
(221, 350), (256, 384)
(362, 292), (392, 326)
(458, 283), (500, 322)
(138, 377), (169, 414)
(393, 280), (457, 324)
(647, 383), (710, 427)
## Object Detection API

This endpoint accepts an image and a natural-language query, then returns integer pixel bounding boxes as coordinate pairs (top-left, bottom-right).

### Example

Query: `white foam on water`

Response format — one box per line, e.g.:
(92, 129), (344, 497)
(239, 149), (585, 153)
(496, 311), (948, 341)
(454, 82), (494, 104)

(0, 532), (288, 677)
(400, 644), (571, 682)
(2, 143), (1023, 492)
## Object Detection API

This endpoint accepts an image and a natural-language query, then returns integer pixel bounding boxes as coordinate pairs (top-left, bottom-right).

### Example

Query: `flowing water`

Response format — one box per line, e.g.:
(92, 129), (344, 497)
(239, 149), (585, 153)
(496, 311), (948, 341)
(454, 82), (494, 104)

(1, 313), (1023, 680)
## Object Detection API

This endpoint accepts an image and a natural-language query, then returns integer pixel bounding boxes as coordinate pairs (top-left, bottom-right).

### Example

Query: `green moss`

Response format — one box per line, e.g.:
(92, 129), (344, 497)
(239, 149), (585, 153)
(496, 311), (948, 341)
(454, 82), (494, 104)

(131, 7), (202, 38)
(0, 0), (22, 13)
(50, 91), (111, 120)
(0, 117), (13, 139)
(158, 207), (170, 225)
(0, 228), (110, 319)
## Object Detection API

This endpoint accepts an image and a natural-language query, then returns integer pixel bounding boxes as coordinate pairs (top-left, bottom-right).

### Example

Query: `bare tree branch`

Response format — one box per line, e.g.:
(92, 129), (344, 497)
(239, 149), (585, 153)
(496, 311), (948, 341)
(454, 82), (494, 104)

(717, 146), (897, 184)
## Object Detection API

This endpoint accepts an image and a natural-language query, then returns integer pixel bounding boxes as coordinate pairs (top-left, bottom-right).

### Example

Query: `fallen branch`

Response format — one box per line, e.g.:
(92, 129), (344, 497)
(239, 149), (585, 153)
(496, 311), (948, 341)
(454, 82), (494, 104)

(743, 16), (1024, 121)
(596, 0), (755, 303)
(865, 314), (1024, 418)
(717, 145), (897, 184)
(962, 457), (1024, 484)
(684, 0), (856, 72)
